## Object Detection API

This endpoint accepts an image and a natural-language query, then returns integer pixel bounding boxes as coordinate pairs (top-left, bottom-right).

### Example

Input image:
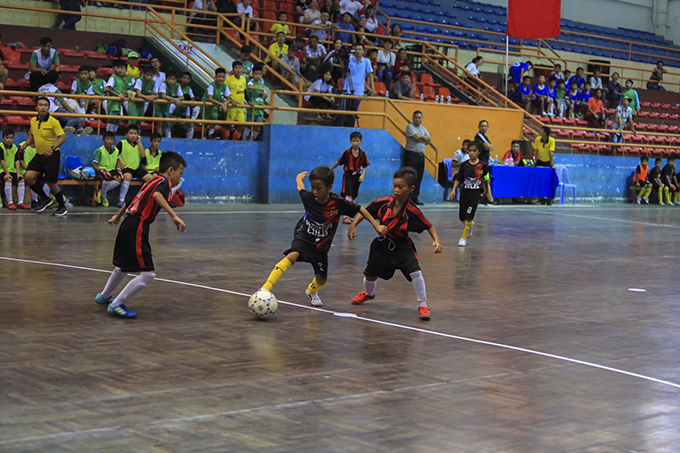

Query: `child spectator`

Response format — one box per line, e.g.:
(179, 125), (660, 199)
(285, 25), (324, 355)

(71, 65), (93, 109)
(28, 37), (62, 91)
(240, 45), (254, 80)
(38, 70), (91, 135)
(154, 70), (183, 138)
(546, 76), (557, 117)
(236, 0), (257, 32)
(105, 59), (129, 134)
(226, 61), (248, 140)
(555, 78), (568, 117)
(94, 151), (186, 319)
(566, 81), (582, 118)
(258, 167), (385, 307)
(245, 63), (267, 141)
(452, 139), (470, 171)
(650, 158), (668, 205)
(367, 48), (378, 74)
(330, 130), (370, 223)
(16, 139), (44, 208)
(589, 69), (603, 91)
(580, 82), (593, 105)
(126, 51), (141, 80)
(647, 60), (667, 91)
(632, 156), (652, 205)
(92, 131), (123, 207)
(350, 167), (442, 320)
(270, 12), (291, 38)
(144, 133), (163, 175)
(389, 71), (414, 100)
(585, 88), (606, 129)
(508, 60), (533, 85)
(336, 12), (356, 44)
(567, 67), (587, 89)
(116, 125), (154, 207)
(86, 70), (108, 116)
(149, 56), (166, 90)
(450, 141), (492, 247)
(280, 46), (311, 89)
(175, 71), (200, 140)
(310, 11), (334, 42)
(1, 129), (29, 210)
(620, 80), (641, 117)
(200, 67), (232, 138)
(502, 140), (522, 166)
(265, 33), (289, 72)
(376, 39), (396, 89)
(604, 72), (622, 108)
(532, 74), (551, 116)
(550, 63), (563, 80)
(513, 75), (532, 111)
(662, 157), (678, 205)
(305, 69), (335, 118)
(128, 66), (157, 125)
(563, 69), (572, 83)
(609, 97), (635, 150)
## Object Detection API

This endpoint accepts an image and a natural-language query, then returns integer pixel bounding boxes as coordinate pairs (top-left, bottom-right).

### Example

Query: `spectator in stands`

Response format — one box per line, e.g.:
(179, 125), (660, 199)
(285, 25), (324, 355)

(28, 37), (61, 92)
(38, 70), (91, 135)
(474, 120), (493, 165)
(502, 140), (522, 166)
(126, 51), (141, 80)
(585, 88), (606, 129)
(609, 96), (635, 151)
(280, 45), (311, 89)
(340, 0), (363, 19)
(271, 12), (291, 38)
(70, 65), (92, 109)
(362, 6), (378, 34)
(389, 72), (414, 100)
(376, 39), (396, 89)
(321, 0), (341, 23)
(155, 70), (183, 138)
(336, 12), (356, 44)
(588, 69), (603, 91)
(236, 0), (257, 31)
(128, 66), (157, 125)
(356, 17), (375, 46)
(175, 71), (200, 139)
(54, 0), (82, 30)
(532, 74), (551, 116)
(620, 79), (641, 117)
(388, 23), (403, 49)
(403, 110), (431, 204)
(566, 81), (582, 118)
(322, 38), (346, 84)
(567, 67), (586, 89)
(245, 63), (267, 140)
(465, 56), (483, 78)
(368, 48), (378, 75)
(294, 36), (309, 74)
(303, 0), (322, 34)
(149, 56), (166, 90)
(647, 60), (667, 91)
(225, 61), (248, 140)
(397, 62), (416, 89)
(604, 72), (622, 107)
(555, 78), (567, 117)
(546, 76), (557, 117)
(215, 0), (237, 15)
(266, 32), (289, 72)
(304, 35), (327, 81)
(334, 43), (375, 127)
(513, 75), (532, 111)
(202, 67), (232, 138)
(310, 11), (334, 42)
(305, 69), (335, 118)
(295, 0), (310, 15)
(393, 48), (409, 77)
(187, 0), (216, 35)
(239, 45), (254, 80)
(508, 60), (532, 85)
(550, 63), (564, 80)
(580, 82), (593, 106)
(452, 139), (470, 170)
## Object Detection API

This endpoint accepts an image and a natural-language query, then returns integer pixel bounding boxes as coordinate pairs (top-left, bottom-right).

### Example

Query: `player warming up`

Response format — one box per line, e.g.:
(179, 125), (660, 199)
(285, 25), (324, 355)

(450, 141), (493, 247)
(260, 167), (386, 307)
(94, 152), (187, 319)
(349, 167), (442, 320)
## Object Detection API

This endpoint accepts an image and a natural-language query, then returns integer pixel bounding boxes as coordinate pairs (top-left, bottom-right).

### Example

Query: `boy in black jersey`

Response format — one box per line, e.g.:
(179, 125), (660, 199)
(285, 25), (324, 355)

(330, 130), (370, 224)
(260, 166), (386, 307)
(650, 157), (668, 205)
(94, 151), (186, 319)
(661, 157), (679, 205)
(450, 141), (493, 247)
(349, 167), (442, 320)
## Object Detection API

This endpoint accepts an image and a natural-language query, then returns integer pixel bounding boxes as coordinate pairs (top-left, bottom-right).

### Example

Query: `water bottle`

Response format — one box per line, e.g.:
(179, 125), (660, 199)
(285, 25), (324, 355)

(447, 95), (451, 104)
(385, 90), (389, 98)
(420, 93), (424, 102)
(435, 95), (440, 103)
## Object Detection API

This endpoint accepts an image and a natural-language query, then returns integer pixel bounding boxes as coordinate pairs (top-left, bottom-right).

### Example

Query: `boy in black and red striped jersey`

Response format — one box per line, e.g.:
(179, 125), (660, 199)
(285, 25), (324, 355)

(349, 167), (442, 320)
(330, 131), (370, 224)
(94, 151), (187, 319)
(260, 166), (387, 307)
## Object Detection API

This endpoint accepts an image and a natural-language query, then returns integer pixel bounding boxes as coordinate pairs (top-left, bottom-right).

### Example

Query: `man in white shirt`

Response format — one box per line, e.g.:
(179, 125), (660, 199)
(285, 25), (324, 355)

(310, 11), (334, 42)
(452, 140), (470, 170)
(38, 70), (90, 134)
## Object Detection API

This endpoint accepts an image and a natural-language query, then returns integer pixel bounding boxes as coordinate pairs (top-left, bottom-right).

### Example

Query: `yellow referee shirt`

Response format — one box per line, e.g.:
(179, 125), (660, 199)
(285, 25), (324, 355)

(30, 113), (65, 155)
(534, 136), (555, 163)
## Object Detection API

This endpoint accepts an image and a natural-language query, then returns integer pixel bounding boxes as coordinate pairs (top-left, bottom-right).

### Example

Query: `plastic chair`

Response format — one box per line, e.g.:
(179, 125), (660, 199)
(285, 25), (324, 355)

(555, 164), (576, 205)
(442, 158), (456, 201)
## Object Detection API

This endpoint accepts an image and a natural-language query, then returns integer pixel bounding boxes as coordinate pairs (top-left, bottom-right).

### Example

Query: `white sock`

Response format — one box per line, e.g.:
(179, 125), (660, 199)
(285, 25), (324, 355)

(191, 106), (200, 119)
(410, 270), (427, 308)
(31, 190), (38, 202)
(163, 127), (172, 138)
(252, 130), (260, 140)
(208, 127), (215, 136)
(43, 183), (51, 197)
(101, 267), (128, 298)
(101, 180), (120, 198)
(17, 181), (25, 203)
(119, 180), (130, 203)
(111, 271), (155, 307)
(186, 127), (194, 139)
(169, 103), (176, 115)
(364, 277), (377, 296)
(4, 183), (13, 203)
(242, 128), (251, 141)
(171, 177), (185, 197)
(106, 123), (119, 133)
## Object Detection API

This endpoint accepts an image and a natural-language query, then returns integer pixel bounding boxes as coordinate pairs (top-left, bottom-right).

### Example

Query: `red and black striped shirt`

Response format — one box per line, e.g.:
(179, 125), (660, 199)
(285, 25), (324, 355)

(366, 196), (432, 242)
(335, 148), (370, 173)
(126, 175), (171, 224)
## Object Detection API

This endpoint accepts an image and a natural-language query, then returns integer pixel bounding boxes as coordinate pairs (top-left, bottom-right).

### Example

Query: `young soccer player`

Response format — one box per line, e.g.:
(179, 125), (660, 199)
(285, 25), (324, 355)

(201, 67), (232, 138)
(1, 129), (29, 210)
(259, 167), (386, 307)
(155, 70), (182, 138)
(16, 140), (46, 208)
(662, 157), (678, 205)
(244, 63), (266, 141)
(117, 124), (154, 207)
(532, 74), (550, 115)
(349, 167), (442, 320)
(513, 75), (532, 111)
(128, 66), (157, 125)
(144, 133), (163, 175)
(71, 65), (92, 109)
(566, 81), (582, 118)
(633, 156), (652, 205)
(92, 131), (123, 207)
(225, 61), (247, 140)
(450, 141), (493, 247)
(94, 151), (187, 319)
(555, 78), (568, 117)
(105, 59), (129, 134)
(650, 157), (668, 205)
(240, 45), (254, 80)
(330, 130), (370, 224)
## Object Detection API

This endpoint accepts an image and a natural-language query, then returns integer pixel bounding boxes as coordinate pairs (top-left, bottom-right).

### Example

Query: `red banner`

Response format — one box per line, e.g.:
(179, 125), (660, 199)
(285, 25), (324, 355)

(507, 0), (561, 39)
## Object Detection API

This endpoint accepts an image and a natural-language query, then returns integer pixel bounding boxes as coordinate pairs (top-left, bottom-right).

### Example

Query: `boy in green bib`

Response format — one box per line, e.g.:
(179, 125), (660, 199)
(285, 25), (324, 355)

(144, 133), (163, 175)
(244, 63), (267, 141)
(117, 124), (154, 207)
(155, 70), (182, 138)
(93, 131), (124, 207)
(128, 66), (157, 125)
(172, 71), (200, 139)
(1, 129), (30, 210)
(201, 67), (232, 138)
(105, 60), (129, 134)
(71, 65), (93, 110)
(17, 140), (46, 208)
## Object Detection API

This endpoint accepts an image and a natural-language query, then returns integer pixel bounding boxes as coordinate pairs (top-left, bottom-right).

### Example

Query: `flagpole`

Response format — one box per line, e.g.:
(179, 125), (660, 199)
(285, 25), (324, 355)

(504, 36), (509, 107)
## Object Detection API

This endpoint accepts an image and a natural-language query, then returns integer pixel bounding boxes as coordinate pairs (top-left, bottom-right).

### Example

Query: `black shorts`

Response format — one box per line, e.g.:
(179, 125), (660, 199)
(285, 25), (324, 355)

(341, 171), (362, 199)
(364, 237), (420, 282)
(284, 239), (328, 279)
(0, 172), (20, 186)
(123, 167), (148, 180)
(459, 189), (481, 222)
(26, 150), (60, 183)
(113, 215), (155, 272)
(535, 159), (551, 167)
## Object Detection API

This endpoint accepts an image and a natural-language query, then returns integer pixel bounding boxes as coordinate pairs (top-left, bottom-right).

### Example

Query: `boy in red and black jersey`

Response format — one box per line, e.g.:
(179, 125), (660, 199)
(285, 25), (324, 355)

(94, 151), (187, 319)
(349, 167), (442, 320)
(330, 131), (370, 224)
(450, 141), (493, 247)
(260, 166), (386, 307)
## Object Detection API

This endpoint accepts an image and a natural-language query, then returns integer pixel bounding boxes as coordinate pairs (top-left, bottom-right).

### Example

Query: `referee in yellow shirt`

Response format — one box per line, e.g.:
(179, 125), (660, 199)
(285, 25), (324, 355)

(19, 96), (68, 215)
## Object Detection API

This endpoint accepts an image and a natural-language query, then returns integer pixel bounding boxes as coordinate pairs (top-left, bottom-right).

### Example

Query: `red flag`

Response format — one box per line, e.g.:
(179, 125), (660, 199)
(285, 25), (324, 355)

(507, 0), (561, 39)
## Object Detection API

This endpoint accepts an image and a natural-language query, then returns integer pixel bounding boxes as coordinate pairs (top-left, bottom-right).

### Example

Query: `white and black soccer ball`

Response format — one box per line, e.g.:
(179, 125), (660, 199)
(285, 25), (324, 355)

(248, 289), (278, 319)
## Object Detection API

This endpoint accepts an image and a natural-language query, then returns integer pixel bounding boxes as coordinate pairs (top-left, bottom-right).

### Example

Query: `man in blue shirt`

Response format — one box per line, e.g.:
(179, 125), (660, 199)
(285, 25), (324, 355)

(334, 43), (375, 127)
(336, 12), (356, 44)
(567, 67), (587, 89)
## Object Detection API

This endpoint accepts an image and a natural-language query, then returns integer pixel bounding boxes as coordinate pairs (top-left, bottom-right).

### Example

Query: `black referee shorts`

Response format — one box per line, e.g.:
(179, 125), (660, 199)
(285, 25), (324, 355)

(26, 150), (60, 184)
(459, 189), (482, 222)
(364, 237), (421, 282)
(284, 239), (329, 279)
(113, 215), (155, 272)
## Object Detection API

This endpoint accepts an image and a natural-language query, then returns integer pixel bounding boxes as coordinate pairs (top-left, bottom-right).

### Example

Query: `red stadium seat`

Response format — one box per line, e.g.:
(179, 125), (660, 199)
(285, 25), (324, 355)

(4, 115), (29, 126)
(263, 0), (276, 11)
(374, 81), (386, 97)
(280, 3), (293, 13)
(422, 85), (436, 100)
(10, 96), (34, 106)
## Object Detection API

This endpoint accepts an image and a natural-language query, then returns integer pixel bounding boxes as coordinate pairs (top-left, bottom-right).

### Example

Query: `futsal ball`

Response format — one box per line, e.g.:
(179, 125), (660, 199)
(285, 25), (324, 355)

(248, 289), (278, 319)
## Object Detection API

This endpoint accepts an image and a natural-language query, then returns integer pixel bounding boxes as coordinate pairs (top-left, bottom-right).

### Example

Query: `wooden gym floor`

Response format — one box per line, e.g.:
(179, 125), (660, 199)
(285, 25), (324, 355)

(1, 203), (680, 451)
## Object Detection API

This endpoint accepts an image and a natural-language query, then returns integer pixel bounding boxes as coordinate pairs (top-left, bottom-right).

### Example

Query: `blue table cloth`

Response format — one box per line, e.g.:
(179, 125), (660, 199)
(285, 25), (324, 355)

(490, 165), (556, 198)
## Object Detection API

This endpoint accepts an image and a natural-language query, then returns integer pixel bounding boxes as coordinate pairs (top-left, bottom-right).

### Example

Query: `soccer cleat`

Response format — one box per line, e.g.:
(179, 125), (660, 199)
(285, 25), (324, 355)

(636, 198), (641, 204)
(7, 203), (17, 210)
(418, 306), (431, 320)
(35, 197), (54, 213)
(101, 197), (109, 207)
(53, 206), (68, 216)
(351, 291), (375, 305)
(117, 200), (125, 208)
(63, 126), (77, 135)
(305, 289), (323, 307)
(95, 293), (114, 306)
(17, 203), (31, 210)
(458, 238), (466, 247)
(107, 303), (137, 319)
(643, 197), (650, 205)
(660, 202), (666, 206)
(669, 202), (675, 206)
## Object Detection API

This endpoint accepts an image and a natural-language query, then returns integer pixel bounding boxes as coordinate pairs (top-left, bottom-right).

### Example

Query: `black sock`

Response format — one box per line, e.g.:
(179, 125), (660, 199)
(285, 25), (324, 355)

(30, 183), (47, 200)
(54, 190), (65, 208)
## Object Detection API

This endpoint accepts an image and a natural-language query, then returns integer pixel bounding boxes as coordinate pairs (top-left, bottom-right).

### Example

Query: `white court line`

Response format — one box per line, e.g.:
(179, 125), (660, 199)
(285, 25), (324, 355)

(529, 209), (680, 229)
(2, 256), (679, 391)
